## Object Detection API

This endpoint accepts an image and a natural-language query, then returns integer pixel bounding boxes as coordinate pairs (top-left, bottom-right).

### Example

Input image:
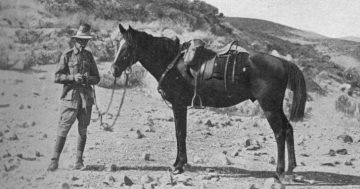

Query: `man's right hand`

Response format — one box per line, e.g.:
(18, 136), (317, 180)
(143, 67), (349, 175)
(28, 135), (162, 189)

(74, 73), (84, 83)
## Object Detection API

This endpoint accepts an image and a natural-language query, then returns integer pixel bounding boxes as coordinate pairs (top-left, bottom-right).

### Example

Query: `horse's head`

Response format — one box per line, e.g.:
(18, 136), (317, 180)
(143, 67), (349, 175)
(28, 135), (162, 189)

(111, 24), (140, 78)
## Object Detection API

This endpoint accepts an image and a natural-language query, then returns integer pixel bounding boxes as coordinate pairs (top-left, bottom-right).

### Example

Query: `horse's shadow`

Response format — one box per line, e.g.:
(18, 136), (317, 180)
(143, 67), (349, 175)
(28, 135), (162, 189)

(107, 164), (360, 186)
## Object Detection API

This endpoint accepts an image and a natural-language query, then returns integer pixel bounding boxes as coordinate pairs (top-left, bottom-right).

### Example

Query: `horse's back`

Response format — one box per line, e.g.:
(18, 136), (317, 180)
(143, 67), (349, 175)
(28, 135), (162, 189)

(248, 53), (288, 80)
(247, 53), (291, 102)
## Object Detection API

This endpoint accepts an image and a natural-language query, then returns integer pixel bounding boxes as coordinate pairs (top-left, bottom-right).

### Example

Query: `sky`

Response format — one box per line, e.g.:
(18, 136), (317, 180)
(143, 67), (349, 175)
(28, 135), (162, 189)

(203, 0), (360, 38)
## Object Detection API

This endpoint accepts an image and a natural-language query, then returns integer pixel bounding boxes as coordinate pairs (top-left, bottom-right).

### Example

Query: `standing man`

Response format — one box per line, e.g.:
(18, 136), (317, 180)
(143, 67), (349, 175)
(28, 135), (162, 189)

(48, 23), (100, 171)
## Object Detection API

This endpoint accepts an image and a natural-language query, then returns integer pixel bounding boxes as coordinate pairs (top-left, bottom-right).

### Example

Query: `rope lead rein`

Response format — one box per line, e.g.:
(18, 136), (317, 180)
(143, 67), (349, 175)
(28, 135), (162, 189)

(93, 70), (130, 130)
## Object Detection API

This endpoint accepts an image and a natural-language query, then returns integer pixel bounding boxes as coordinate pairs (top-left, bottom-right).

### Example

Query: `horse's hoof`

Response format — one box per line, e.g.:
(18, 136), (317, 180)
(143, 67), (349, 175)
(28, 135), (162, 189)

(171, 167), (184, 175)
(286, 166), (296, 175)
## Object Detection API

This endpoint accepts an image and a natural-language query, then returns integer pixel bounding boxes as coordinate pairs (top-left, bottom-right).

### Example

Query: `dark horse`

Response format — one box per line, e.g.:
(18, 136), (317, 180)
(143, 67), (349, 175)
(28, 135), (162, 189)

(111, 24), (307, 177)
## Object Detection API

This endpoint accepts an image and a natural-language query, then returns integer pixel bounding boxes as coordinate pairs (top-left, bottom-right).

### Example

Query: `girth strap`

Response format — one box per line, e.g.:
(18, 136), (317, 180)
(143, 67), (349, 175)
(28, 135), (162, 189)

(157, 52), (183, 97)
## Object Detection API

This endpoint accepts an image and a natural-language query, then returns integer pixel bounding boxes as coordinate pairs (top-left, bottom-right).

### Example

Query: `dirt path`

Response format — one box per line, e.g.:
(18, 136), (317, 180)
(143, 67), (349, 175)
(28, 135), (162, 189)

(0, 65), (360, 189)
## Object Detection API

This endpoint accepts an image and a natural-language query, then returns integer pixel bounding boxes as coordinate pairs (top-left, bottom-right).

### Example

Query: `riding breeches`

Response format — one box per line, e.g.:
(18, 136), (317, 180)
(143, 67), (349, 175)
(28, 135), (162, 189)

(57, 100), (93, 137)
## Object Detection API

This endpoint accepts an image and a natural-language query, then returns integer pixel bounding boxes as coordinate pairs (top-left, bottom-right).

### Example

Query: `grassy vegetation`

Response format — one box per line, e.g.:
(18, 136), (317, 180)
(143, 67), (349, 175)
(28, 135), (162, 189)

(1, 0), (359, 95)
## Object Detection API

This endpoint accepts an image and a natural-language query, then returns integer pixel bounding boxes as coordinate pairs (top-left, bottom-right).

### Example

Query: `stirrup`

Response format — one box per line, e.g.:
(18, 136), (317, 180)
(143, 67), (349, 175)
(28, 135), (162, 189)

(191, 94), (205, 109)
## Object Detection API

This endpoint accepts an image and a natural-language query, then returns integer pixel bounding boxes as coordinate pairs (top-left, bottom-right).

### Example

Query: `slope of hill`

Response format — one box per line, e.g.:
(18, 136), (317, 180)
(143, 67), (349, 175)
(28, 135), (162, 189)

(1, 0), (360, 93)
(341, 36), (360, 43)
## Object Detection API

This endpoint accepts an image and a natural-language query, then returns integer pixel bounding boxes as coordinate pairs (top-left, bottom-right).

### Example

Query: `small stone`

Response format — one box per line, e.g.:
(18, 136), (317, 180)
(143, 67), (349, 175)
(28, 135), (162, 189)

(300, 153), (309, 157)
(269, 157), (276, 165)
(31, 121), (36, 127)
(336, 149), (348, 155)
(136, 130), (145, 139)
(337, 134), (353, 143)
(19, 104), (24, 110)
(43, 134), (48, 138)
(71, 176), (79, 181)
(321, 162), (335, 167)
(230, 149), (240, 157)
(263, 178), (285, 189)
(61, 182), (70, 189)
(8, 133), (19, 141)
(0, 131), (3, 137)
(204, 120), (216, 127)
(16, 154), (23, 159)
(245, 139), (260, 150)
(145, 125), (155, 132)
(300, 162), (306, 166)
(27, 105), (31, 109)
(345, 160), (353, 166)
(345, 158), (355, 166)
(107, 175), (116, 182)
(141, 175), (154, 184)
(124, 176), (134, 186)
(0, 138), (3, 143)
(328, 149), (336, 156)
(35, 151), (41, 157)
(142, 153), (151, 161)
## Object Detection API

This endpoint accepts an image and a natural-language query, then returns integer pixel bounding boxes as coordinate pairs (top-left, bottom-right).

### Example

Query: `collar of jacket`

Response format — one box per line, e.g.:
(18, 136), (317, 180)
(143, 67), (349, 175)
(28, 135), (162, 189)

(73, 46), (81, 55)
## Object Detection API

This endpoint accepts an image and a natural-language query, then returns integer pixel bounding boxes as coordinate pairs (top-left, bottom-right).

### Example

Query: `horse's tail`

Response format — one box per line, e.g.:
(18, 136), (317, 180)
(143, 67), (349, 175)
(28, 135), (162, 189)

(287, 62), (307, 121)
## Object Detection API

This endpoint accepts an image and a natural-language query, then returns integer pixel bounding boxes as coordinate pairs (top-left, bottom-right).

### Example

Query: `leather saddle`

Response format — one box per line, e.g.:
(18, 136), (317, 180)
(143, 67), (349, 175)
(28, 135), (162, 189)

(182, 39), (249, 108)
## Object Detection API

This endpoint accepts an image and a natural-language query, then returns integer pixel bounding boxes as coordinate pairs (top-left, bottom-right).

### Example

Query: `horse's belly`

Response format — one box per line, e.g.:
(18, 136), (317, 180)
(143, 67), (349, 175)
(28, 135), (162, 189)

(198, 79), (250, 108)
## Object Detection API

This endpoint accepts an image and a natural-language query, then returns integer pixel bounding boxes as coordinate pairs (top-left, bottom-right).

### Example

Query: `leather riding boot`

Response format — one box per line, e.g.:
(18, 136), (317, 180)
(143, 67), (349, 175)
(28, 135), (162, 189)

(73, 135), (87, 170)
(47, 136), (66, 171)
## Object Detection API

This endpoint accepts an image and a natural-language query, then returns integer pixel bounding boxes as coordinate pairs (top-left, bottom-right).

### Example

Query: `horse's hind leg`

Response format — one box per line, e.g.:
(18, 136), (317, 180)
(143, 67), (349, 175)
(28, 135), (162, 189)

(281, 113), (297, 173)
(172, 104), (188, 174)
(258, 99), (286, 177)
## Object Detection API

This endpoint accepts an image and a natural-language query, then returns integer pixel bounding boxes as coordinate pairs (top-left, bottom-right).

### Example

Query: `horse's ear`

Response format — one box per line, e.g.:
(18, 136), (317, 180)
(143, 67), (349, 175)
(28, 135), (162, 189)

(119, 24), (126, 34)
(128, 25), (134, 32)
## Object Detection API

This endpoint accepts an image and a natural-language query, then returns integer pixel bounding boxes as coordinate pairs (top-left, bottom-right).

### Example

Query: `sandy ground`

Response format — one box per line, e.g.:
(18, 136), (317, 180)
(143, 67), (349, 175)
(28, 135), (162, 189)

(0, 64), (360, 189)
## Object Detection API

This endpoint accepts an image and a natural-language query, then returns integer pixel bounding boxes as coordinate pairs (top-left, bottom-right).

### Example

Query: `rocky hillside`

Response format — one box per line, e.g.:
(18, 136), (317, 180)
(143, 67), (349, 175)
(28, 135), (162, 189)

(1, 0), (360, 95)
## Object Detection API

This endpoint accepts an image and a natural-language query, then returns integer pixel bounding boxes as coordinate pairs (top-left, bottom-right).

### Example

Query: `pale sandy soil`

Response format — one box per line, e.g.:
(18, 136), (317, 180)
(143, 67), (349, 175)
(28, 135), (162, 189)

(0, 64), (360, 189)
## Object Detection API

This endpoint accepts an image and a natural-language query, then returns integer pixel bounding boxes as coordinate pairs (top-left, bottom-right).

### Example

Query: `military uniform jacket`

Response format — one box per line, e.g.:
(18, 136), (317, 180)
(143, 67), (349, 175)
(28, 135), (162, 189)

(55, 47), (100, 108)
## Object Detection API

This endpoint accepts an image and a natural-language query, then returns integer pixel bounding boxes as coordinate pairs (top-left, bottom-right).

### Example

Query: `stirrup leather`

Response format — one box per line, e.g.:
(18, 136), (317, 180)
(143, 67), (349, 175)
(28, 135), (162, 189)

(190, 74), (205, 109)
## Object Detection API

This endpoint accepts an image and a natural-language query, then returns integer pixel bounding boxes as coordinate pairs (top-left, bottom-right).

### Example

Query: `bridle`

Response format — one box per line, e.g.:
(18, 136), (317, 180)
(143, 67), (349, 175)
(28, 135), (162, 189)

(92, 38), (136, 130)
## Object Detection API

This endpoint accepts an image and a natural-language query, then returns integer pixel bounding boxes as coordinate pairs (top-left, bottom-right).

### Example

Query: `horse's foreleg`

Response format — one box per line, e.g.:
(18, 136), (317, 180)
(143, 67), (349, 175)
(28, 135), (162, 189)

(281, 113), (297, 173)
(263, 110), (286, 177)
(172, 104), (188, 174)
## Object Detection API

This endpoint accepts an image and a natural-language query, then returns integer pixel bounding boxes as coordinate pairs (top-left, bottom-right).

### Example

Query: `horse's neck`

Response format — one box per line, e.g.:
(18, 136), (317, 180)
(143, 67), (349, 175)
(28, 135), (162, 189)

(139, 40), (178, 81)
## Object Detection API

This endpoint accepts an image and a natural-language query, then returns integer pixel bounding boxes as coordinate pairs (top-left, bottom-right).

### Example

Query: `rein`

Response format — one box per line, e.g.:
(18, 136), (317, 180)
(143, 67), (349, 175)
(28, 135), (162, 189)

(93, 69), (130, 130)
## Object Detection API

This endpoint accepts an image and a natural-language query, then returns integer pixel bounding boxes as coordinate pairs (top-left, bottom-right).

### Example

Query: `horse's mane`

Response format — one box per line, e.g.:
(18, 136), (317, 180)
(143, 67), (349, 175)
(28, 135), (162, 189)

(132, 29), (180, 59)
